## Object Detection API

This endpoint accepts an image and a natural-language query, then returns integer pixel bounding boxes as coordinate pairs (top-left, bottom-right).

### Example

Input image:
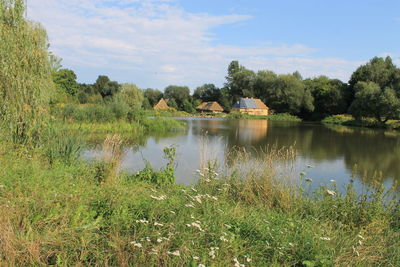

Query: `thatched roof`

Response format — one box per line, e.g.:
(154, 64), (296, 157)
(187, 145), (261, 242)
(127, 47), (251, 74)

(233, 98), (268, 110)
(154, 98), (170, 110)
(196, 101), (224, 112)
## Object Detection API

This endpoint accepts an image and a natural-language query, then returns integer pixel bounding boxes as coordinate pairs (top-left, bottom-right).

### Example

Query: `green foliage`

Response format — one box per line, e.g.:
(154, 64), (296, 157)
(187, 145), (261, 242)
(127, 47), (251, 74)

(227, 112), (301, 121)
(117, 83), (144, 110)
(95, 75), (121, 99)
(129, 146), (176, 185)
(0, 0), (54, 144)
(349, 81), (400, 123)
(42, 124), (85, 165)
(143, 88), (163, 106)
(52, 68), (79, 96)
(164, 85), (191, 110)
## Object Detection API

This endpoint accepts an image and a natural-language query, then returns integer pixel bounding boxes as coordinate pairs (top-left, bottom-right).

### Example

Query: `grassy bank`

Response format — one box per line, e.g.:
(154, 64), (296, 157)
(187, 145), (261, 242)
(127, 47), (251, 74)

(226, 112), (302, 121)
(0, 137), (399, 266)
(322, 114), (400, 130)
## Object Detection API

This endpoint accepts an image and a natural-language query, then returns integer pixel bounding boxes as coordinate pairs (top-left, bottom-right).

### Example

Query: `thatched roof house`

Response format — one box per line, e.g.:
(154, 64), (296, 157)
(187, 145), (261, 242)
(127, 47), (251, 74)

(231, 97), (269, 116)
(153, 98), (171, 110)
(196, 101), (224, 113)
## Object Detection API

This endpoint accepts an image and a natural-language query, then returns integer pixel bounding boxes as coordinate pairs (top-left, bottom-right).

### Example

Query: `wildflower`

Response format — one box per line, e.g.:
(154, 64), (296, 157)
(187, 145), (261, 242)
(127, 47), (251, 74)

(224, 224), (232, 229)
(352, 246), (360, 257)
(191, 214), (195, 219)
(136, 219), (149, 224)
(209, 251), (215, 259)
(186, 222), (204, 232)
(320, 237), (331, 241)
(198, 264), (205, 267)
(233, 258), (245, 267)
(357, 234), (365, 240)
(167, 250), (181, 257)
(288, 242), (294, 247)
(170, 210), (176, 214)
(185, 203), (195, 208)
(145, 237), (151, 242)
(130, 241), (142, 248)
(150, 195), (167, 201)
(305, 178), (312, 182)
(246, 256), (252, 262)
(193, 256), (200, 260)
(148, 248), (158, 255)
(330, 179), (336, 183)
(157, 238), (163, 243)
(191, 187), (198, 192)
(196, 169), (201, 173)
(194, 195), (202, 204)
(326, 189), (336, 196)
(154, 222), (164, 227)
(220, 236), (229, 242)
(150, 188), (157, 193)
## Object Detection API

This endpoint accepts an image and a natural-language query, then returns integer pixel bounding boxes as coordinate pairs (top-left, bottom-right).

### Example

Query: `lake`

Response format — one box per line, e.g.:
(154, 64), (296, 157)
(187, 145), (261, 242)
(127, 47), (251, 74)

(84, 118), (400, 193)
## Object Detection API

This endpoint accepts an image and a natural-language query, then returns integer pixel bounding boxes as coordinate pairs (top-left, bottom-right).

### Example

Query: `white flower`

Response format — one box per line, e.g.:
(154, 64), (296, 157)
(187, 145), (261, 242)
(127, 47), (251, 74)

(191, 187), (197, 192)
(167, 250), (180, 257)
(185, 203), (195, 208)
(326, 189), (336, 196)
(150, 188), (157, 193)
(154, 222), (164, 227)
(194, 195), (202, 204)
(233, 258), (245, 267)
(186, 222), (204, 232)
(157, 238), (163, 243)
(136, 219), (149, 224)
(209, 250), (216, 259)
(320, 237), (331, 241)
(224, 224), (232, 229)
(170, 210), (176, 214)
(148, 248), (158, 255)
(330, 179), (336, 183)
(198, 264), (205, 267)
(357, 234), (365, 240)
(193, 256), (200, 260)
(219, 236), (228, 242)
(150, 195), (167, 201)
(246, 256), (252, 262)
(130, 241), (142, 248)
(145, 237), (151, 242)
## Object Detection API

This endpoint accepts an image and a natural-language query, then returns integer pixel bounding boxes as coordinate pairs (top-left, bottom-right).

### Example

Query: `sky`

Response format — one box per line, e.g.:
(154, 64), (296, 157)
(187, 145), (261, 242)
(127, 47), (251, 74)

(27, 0), (400, 91)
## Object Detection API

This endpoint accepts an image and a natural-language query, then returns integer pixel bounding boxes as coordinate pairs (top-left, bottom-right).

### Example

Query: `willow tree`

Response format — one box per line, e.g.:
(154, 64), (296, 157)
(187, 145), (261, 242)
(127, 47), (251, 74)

(0, 0), (54, 144)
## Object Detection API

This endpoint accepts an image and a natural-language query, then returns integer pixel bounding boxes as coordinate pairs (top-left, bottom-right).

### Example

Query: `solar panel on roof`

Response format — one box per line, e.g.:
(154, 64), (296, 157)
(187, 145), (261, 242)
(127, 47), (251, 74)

(240, 98), (257, 109)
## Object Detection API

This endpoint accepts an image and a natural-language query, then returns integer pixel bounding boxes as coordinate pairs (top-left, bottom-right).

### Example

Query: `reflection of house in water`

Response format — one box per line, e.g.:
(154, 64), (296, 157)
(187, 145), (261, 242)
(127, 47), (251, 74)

(234, 120), (268, 143)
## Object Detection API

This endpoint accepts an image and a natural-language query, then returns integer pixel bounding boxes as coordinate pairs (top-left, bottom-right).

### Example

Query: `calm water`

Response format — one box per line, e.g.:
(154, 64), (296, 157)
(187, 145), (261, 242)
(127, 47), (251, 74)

(84, 118), (400, 193)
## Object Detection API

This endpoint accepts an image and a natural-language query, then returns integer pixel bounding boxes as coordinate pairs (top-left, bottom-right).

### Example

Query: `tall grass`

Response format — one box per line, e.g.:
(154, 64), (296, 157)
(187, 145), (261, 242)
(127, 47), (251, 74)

(0, 138), (399, 266)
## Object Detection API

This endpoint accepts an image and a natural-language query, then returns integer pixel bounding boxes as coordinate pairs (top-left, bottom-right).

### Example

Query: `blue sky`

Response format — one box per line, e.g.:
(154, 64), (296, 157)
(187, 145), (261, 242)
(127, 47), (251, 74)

(28, 0), (400, 91)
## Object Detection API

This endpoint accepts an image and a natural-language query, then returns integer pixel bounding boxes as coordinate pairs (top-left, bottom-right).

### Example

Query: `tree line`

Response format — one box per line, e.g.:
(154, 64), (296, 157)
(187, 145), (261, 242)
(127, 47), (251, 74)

(52, 56), (400, 123)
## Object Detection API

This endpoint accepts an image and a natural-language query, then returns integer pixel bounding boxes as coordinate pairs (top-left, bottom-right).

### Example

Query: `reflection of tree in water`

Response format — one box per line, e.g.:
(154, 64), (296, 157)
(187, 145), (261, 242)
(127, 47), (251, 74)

(190, 119), (400, 189)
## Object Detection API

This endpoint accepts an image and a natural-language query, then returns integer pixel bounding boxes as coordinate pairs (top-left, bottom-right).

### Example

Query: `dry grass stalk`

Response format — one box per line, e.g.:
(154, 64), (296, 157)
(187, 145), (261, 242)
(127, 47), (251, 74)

(99, 134), (126, 184)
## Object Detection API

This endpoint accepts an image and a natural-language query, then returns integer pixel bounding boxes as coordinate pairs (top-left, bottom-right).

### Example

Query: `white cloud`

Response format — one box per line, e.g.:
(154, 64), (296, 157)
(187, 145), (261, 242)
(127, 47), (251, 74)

(27, 0), (366, 89)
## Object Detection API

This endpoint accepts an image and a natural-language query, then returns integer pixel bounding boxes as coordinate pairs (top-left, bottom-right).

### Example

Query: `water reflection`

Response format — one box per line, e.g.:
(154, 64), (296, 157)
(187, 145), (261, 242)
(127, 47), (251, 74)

(84, 118), (400, 192)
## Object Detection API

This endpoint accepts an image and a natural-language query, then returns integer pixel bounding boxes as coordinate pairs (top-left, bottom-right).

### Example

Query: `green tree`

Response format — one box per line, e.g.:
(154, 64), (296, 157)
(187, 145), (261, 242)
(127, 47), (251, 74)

(0, 0), (54, 144)
(95, 75), (120, 99)
(265, 74), (314, 114)
(164, 85), (190, 110)
(143, 88), (163, 106)
(225, 61), (256, 102)
(117, 83), (143, 110)
(193, 84), (222, 102)
(303, 76), (347, 119)
(348, 56), (400, 105)
(52, 68), (79, 96)
(349, 81), (400, 123)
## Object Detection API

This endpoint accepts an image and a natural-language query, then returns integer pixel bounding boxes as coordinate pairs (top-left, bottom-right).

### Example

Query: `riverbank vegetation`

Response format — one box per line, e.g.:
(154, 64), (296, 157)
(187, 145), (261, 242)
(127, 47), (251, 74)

(322, 115), (400, 130)
(1, 138), (399, 266)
